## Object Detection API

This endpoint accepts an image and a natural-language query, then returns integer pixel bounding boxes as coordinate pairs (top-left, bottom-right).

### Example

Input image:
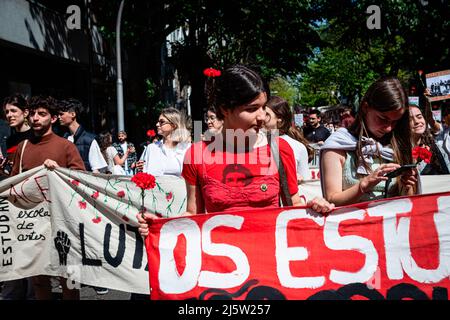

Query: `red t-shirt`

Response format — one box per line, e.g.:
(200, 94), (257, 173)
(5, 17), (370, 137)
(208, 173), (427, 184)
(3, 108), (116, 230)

(182, 137), (299, 213)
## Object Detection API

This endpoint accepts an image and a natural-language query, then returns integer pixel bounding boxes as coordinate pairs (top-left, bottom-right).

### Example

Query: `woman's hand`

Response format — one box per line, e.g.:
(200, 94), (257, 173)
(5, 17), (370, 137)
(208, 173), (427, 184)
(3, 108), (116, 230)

(136, 212), (161, 237)
(400, 168), (418, 193)
(307, 197), (335, 215)
(359, 163), (401, 193)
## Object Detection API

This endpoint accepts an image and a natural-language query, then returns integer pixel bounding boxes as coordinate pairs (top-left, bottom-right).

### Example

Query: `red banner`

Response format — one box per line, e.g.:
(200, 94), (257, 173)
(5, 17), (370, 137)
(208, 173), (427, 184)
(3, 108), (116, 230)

(146, 192), (450, 300)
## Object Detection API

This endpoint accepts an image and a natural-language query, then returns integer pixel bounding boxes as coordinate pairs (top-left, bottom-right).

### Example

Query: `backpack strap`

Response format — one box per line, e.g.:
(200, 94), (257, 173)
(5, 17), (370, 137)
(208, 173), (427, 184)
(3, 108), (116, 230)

(267, 132), (293, 207)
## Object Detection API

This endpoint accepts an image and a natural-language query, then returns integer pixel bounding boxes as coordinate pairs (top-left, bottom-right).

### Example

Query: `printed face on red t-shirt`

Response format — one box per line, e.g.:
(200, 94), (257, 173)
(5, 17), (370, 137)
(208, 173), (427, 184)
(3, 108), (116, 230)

(222, 164), (253, 187)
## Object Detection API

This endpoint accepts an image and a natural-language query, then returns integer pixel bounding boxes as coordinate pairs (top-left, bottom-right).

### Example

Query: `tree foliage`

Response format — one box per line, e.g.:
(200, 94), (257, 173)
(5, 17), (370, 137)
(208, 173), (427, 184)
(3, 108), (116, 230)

(299, 0), (450, 108)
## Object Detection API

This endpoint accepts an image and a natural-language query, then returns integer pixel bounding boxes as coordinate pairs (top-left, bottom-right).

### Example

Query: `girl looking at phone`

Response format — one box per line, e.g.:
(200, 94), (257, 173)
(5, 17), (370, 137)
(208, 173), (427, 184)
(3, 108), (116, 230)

(320, 77), (419, 206)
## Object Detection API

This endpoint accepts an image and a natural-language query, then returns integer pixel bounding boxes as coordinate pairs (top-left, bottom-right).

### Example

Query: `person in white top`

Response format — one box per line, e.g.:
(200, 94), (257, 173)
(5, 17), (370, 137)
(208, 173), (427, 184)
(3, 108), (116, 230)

(264, 96), (312, 182)
(136, 107), (191, 176)
(58, 99), (107, 173)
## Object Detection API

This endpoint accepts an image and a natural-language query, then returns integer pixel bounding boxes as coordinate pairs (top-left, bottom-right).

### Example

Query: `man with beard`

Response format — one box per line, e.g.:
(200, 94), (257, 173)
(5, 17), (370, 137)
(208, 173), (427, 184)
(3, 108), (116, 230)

(303, 109), (331, 145)
(112, 130), (136, 176)
(10, 95), (84, 300)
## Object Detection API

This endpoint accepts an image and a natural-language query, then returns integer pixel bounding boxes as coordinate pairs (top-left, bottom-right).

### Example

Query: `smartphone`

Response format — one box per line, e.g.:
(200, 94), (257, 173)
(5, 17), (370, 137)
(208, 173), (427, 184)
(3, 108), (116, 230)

(384, 164), (417, 179)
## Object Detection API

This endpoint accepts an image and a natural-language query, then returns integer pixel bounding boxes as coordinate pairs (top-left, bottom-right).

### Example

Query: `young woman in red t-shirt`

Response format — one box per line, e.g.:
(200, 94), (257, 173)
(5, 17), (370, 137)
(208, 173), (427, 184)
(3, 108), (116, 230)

(137, 65), (334, 236)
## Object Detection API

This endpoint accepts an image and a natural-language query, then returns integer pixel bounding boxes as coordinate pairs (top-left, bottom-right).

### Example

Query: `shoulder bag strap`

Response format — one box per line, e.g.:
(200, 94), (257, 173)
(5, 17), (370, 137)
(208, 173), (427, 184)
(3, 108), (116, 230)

(267, 132), (293, 207)
(19, 139), (28, 174)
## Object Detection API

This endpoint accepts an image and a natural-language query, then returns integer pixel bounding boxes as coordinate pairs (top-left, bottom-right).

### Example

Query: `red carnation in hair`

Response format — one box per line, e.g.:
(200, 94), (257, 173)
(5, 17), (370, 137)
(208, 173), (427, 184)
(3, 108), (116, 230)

(147, 129), (156, 138)
(203, 68), (221, 78)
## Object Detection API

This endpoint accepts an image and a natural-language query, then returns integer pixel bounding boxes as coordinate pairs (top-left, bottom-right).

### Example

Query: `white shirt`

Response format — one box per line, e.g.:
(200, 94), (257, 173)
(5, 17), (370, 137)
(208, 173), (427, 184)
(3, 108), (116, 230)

(436, 125), (450, 159)
(281, 134), (311, 181)
(68, 135), (107, 171)
(105, 146), (118, 173)
(120, 142), (129, 171)
(142, 141), (191, 177)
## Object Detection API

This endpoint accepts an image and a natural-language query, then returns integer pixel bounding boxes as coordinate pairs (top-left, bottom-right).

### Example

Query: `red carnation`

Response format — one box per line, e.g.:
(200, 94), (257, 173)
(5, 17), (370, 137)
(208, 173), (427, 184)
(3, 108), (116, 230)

(132, 172), (156, 216)
(147, 129), (156, 138)
(91, 191), (100, 199)
(117, 190), (125, 198)
(78, 200), (87, 209)
(71, 179), (80, 186)
(131, 172), (156, 190)
(165, 192), (173, 202)
(412, 146), (432, 164)
(6, 146), (17, 155)
(203, 68), (221, 78)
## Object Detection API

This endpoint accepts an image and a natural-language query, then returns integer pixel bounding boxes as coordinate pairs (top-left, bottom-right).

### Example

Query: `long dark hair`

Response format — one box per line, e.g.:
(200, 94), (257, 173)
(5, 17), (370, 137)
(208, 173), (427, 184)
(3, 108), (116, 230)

(266, 96), (314, 162)
(349, 77), (413, 195)
(98, 131), (112, 161)
(410, 105), (449, 174)
(205, 65), (268, 120)
(3, 94), (28, 111)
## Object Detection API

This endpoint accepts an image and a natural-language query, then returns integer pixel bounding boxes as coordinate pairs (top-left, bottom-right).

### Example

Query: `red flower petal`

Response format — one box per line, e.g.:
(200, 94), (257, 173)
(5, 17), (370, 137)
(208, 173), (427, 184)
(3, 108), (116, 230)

(131, 172), (156, 190)
(203, 68), (221, 78)
(78, 200), (87, 209)
(92, 217), (101, 224)
(6, 146), (17, 155)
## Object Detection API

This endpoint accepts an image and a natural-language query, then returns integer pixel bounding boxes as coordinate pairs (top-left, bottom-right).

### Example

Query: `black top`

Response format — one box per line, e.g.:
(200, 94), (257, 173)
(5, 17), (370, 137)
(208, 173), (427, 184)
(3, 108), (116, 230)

(6, 129), (34, 153)
(305, 124), (331, 143)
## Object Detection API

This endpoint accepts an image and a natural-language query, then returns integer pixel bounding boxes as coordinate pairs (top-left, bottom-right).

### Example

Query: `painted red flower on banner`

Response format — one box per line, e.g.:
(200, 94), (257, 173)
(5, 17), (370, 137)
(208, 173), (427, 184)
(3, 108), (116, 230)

(131, 172), (156, 190)
(117, 190), (125, 198)
(71, 179), (80, 186)
(78, 200), (87, 209)
(92, 216), (102, 224)
(203, 68), (221, 78)
(91, 191), (100, 199)
(147, 129), (156, 138)
(412, 146), (432, 164)
(166, 192), (173, 202)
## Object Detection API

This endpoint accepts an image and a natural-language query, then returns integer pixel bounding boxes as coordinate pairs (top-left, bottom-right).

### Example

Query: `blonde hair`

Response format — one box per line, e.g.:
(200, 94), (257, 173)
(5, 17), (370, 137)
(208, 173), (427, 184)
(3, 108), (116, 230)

(161, 107), (191, 143)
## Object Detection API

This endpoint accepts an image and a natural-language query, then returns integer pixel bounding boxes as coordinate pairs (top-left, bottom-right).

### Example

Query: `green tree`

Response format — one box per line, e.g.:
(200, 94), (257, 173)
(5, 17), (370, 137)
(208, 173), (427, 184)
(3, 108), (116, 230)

(269, 76), (300, 106)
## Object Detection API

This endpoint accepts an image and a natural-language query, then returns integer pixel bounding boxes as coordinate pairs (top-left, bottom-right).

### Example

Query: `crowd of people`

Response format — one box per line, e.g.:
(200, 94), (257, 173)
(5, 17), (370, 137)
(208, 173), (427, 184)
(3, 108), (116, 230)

(1, 64), (450, 300)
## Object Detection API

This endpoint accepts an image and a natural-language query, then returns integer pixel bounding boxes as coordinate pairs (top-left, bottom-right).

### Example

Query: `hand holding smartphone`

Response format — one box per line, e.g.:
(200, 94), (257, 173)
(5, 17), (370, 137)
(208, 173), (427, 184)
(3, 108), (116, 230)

(384, 163), (417, 179)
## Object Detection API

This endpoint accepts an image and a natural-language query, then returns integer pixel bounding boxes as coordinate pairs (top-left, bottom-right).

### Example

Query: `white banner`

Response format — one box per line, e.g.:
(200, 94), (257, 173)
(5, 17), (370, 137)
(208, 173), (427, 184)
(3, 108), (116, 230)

(0, 166), (448, 294)
(0, 166), (187, 294)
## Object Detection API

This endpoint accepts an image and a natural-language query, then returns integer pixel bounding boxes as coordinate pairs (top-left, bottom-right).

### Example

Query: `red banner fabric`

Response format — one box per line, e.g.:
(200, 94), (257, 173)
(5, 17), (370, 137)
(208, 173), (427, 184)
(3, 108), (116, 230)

(146, 192), (450, 300)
